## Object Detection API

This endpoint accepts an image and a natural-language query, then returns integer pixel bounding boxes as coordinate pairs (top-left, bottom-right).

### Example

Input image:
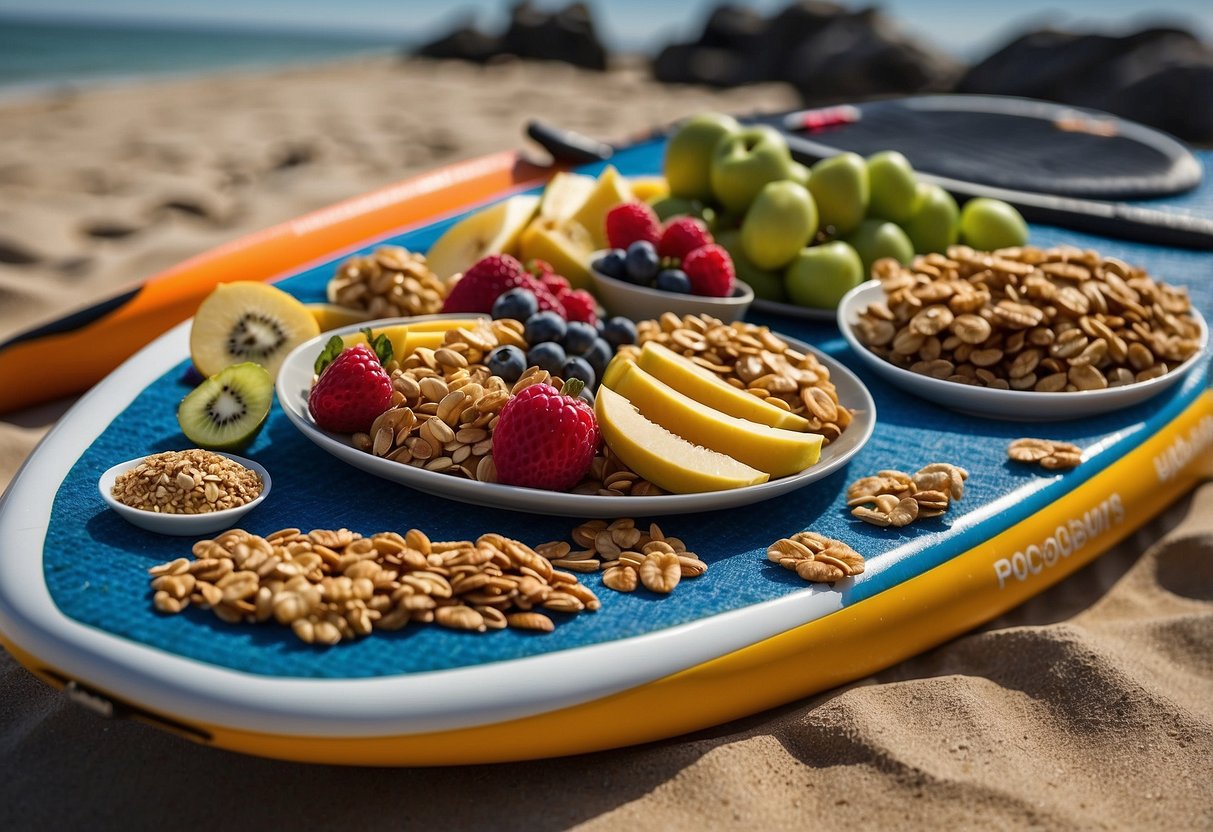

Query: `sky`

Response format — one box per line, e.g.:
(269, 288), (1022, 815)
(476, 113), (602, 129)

(0, 0), (1209, 56)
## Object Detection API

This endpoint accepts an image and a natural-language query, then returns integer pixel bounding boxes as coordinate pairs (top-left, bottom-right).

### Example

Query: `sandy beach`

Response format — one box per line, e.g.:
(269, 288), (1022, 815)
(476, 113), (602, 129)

(1, 57), (1211, 829)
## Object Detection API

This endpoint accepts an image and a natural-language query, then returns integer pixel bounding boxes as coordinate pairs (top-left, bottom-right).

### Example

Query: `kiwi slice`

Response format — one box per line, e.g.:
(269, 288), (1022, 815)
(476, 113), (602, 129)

(190, 282), (319, 379)
(177, 362), (273, 451)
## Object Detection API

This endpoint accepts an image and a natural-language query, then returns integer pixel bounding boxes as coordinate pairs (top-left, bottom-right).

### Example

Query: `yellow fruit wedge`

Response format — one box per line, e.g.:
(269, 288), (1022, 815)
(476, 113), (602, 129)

(308, 303), (369, 330)
(339, 324), (459, 361)
(595, 387), (768, 493)
(425, 194), (540, 282)
(608, 363), (823, 477)
(540, 172), (596, 222)
(400, 318), (483, 333)
(600, 351), (636, 390)
(403, 330), (447, 353)
(518, 217), (595, 290)
(629, 175), (669, 203)
(570, 165), (634, 249)
(636, 341), (811, 431)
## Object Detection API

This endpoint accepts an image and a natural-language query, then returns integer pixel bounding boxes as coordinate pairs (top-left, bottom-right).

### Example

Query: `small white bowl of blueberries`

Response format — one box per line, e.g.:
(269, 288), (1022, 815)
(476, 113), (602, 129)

(588, 216), (753, 324)
(484, 286), (638, 402)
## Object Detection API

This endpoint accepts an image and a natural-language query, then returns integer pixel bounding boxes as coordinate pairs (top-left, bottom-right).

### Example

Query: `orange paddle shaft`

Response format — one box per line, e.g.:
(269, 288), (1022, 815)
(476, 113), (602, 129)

(0, 152), (551, 414)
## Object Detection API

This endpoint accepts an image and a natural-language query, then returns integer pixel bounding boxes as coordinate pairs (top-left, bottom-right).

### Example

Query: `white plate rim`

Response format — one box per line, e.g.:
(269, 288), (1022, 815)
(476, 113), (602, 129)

(836, 280), (1210, 419)
(276, 316), (876, 517)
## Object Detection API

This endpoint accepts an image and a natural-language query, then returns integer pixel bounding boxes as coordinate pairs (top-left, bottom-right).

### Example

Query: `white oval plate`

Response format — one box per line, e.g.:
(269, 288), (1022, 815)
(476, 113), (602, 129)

(837, 280), (1209, 421)
(750, 297), (838, 322)
(276, 317), (876, 517)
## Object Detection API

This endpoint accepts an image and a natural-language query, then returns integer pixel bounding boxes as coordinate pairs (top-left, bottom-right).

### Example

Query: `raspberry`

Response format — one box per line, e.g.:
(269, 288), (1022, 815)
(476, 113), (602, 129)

(307, 344), (393, 434)
(682, 244), (735, 298)
(658, 217), (714, 261)
(605, 202), (661, 251)
(526, 259), (555, 278)
(443, 254), (566, 318)
(493, 380), (600, 491)
(442, 254), (529, 314)
(561, 289), (598, 326)
(538, 271), (572, 299)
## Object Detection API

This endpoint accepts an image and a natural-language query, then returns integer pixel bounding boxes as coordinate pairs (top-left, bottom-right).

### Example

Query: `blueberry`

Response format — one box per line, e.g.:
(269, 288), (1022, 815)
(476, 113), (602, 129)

(527, 341), (567, 376)
(593, 249), (628, 281)
(577, 386), (596, 407)
(624, 240), (660, 283)
(655, 268), (692, 294)
(581, 337), (614, 380)
(561, 356), (596, 389)
(562, 320), (597, 355)
(486, 345), (527, 383)
(524, 310), (567, 346)
(491, 287), (538, 321)
(600, 316), (637, 348)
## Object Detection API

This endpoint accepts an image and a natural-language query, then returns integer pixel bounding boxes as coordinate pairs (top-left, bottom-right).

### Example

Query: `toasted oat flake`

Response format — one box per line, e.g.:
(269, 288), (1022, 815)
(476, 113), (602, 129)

(147, 526), (601, 643)
(853, 246), (1201, 392)
(1008, 438), (1083, 470)
(112, 450), (261, 515)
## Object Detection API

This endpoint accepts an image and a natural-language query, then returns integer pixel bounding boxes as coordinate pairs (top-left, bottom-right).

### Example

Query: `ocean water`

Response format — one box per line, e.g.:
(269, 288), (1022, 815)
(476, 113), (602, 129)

(0, 17), (401, 92)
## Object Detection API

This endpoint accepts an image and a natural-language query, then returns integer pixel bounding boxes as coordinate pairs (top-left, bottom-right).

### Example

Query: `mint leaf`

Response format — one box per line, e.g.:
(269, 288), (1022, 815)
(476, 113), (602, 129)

(314, 335), (345, 375)
(361, 327), (393, 366)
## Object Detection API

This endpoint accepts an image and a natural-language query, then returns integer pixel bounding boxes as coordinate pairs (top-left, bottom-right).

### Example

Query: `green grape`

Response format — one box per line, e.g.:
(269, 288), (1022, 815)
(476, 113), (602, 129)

(842, 218), (914, 275)
(784, 241), (864, 309)
(902, 184), (959, 254)
(866, 151), (921, 223)
(808, 152), (868, 236)
(959, 198), (1029, 250)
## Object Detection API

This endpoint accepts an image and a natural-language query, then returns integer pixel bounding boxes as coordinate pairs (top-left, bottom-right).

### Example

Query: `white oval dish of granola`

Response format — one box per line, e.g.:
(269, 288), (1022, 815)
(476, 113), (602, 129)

(276, 316), (875, 517)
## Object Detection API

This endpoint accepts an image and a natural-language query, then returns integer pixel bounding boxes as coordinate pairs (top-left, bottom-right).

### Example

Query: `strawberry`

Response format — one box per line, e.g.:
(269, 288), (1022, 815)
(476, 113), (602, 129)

(606, 202), (661, 250)
(444, 254), (567, 318)
(658, 217), (714, 261)
(561, 289), (598, 326)
(308, 343), (393, 434)
(682, 244), (735, 298)
(493, 379), (600, 491)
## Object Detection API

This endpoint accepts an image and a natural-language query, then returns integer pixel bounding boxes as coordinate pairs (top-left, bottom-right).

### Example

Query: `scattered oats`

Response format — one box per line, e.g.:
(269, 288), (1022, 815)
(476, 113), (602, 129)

(147, 526), (602, 643)
(767, 532), (864, 584)
(1008, 438), (1083, 470)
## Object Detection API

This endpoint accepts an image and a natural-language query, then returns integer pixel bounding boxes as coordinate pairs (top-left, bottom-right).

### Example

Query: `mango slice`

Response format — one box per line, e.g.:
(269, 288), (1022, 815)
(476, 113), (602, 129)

(636, 342), (811, 431)
(595, 387), (767, 493)
(608, 363), (823, 477)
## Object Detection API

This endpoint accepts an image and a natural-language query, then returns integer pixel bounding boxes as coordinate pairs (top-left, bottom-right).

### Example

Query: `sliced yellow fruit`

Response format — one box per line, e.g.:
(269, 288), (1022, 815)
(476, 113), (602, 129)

(595, 387), (767, 493)
(425, 194), (540, 282)
(190, 281), (319, 380)
(308, 303), (369, 330)
(395, 318), (483, 333)
(518, 217), (595, 290)
(540, 172), (596, 222)
(637, 341), (811, 431)
(403, 330), (447, 353)
(600, 351), (636, 390)
(629, 175), (669, 203)
(608, 363), (823, 477)
(570, 165), (634, 250)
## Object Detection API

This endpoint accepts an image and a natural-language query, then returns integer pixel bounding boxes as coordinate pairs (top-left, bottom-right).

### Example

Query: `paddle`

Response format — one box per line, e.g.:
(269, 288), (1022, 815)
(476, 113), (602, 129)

(526, 96), (1213, 251)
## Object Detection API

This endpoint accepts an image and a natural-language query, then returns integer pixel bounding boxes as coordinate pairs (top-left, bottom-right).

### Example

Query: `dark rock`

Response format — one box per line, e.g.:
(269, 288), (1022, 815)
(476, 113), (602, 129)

(414, 24), (501, 64)
(501, 1), (608, 70)
(652, 1), (959, 101)
(959, 27), (1213, 142)
(413, 2), (607, 71)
